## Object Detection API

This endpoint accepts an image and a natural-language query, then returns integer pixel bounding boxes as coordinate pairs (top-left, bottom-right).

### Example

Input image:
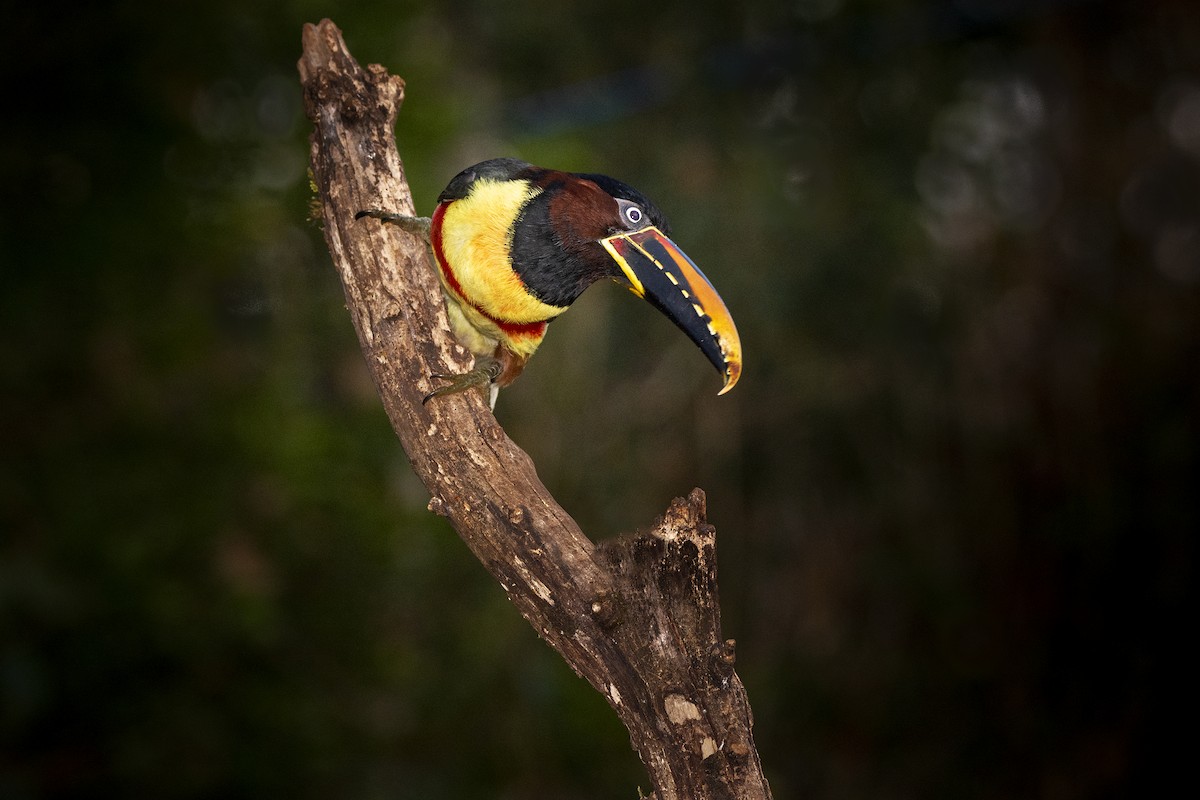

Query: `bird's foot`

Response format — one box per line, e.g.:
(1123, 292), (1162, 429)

(355, 209), (432, 241)
(423, 356), (503, 407)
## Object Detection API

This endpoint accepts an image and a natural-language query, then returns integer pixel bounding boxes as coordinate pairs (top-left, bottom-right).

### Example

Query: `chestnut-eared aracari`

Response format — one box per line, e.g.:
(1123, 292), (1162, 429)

(357, 158), (742, 405)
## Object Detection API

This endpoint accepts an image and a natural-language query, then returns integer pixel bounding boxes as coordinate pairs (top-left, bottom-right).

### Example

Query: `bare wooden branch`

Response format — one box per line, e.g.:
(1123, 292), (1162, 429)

(298, 19), (772, 799)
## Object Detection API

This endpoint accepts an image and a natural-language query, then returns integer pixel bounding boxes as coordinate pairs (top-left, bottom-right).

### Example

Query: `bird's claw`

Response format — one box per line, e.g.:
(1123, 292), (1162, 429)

(355, 209), (432, 241)
(422, 357), (503, 406)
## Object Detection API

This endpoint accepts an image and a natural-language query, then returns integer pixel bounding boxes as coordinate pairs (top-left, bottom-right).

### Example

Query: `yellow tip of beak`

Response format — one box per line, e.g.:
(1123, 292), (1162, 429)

(718, 358), (742, 395)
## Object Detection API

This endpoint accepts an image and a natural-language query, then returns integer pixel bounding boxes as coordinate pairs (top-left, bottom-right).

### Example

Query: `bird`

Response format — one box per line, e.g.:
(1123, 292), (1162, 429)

(357, 157), (741, 406)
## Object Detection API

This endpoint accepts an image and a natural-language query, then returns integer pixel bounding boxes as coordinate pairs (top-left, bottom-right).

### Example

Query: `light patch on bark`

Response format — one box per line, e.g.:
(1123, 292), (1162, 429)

(530, 576), (554, 604)
(664, 693), (701, 724)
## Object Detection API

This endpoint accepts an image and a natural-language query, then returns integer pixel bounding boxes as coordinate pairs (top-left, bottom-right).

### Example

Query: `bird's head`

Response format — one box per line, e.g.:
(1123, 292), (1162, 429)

(437, 158), (742, 394)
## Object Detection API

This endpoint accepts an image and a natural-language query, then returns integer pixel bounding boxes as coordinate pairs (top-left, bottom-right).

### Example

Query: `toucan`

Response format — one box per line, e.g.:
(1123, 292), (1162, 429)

(357, 158), (742, 405)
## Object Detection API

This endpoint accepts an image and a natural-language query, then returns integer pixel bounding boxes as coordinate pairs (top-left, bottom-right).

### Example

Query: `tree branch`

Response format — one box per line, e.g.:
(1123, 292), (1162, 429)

(298, 20), (772, 799)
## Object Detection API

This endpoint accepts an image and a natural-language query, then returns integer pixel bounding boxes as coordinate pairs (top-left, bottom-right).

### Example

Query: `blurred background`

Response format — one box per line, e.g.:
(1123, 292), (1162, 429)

(3, 0), (1196, 797)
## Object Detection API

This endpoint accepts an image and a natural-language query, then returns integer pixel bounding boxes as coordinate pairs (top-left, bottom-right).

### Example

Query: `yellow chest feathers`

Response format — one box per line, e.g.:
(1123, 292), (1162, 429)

(436, 179), (568, 325)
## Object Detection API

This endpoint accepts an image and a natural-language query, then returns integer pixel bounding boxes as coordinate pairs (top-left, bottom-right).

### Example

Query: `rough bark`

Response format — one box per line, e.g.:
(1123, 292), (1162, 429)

(298, 19), (772, 800)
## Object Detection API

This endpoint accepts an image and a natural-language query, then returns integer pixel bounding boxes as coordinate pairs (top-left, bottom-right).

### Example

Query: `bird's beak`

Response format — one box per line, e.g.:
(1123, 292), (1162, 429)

(600, 227), (742, 394)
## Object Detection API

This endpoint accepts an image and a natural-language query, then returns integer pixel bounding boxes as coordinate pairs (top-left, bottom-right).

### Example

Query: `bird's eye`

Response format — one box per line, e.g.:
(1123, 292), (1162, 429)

(617, 199), (646, 229)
